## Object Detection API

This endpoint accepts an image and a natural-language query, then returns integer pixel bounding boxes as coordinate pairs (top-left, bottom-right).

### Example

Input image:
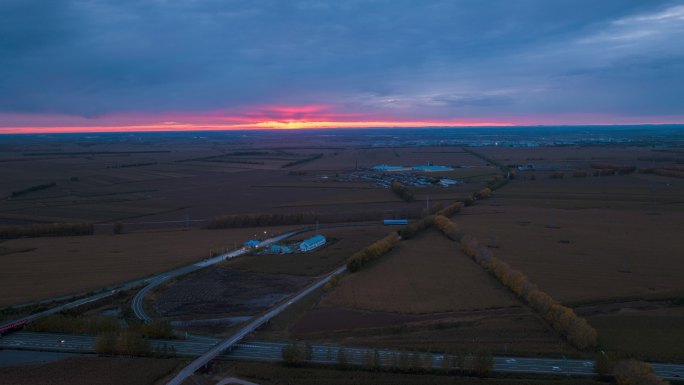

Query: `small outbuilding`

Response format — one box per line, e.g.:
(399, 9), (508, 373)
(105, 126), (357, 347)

(299, 234), (326, 252)
(244, 239), (260, 248)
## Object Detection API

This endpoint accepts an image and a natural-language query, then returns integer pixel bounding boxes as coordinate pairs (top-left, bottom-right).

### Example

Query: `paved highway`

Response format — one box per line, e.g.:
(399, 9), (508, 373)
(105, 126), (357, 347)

(3, 332), (683, 381)
(166, 265), (347, 385)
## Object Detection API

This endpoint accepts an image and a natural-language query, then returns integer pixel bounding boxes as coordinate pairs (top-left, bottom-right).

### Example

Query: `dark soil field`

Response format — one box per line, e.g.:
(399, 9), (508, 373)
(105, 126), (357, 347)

(0, 356), (182, 385)
(154, 267), (310, 322)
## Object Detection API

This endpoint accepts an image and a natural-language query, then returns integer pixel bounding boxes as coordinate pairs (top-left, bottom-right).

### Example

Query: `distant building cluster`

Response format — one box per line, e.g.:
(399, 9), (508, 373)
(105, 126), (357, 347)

(372, 163), (454, 172)
(342, 163), (459, 189)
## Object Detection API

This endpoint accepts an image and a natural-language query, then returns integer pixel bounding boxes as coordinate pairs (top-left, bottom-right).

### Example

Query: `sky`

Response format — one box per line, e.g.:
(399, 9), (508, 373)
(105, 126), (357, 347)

(1, 0), (683, 133)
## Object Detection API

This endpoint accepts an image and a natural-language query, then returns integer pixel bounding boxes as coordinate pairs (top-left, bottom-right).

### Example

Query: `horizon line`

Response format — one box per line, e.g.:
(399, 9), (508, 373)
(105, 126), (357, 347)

(1, 122), (683, 135)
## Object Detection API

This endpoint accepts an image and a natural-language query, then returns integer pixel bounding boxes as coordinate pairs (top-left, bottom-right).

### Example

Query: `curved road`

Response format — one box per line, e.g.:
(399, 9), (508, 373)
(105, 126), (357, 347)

(165, 265), (347, 385)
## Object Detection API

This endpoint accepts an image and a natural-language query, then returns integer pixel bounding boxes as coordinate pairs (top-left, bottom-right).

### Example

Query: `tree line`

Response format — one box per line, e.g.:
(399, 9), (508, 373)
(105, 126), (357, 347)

(641, 167), (684, 179)
(282, 342), (494, 378)
(346, 232), (400, 272)
(10, 182), (56, 198)
(443, 216), (599, 350)
(27, 314), (175, 340)
(282, 153), (324, 168)
(0, 222), (94, 239)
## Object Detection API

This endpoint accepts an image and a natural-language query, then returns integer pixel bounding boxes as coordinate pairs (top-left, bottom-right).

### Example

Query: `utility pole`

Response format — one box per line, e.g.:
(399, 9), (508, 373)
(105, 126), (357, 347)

(184, 209), (190, 230)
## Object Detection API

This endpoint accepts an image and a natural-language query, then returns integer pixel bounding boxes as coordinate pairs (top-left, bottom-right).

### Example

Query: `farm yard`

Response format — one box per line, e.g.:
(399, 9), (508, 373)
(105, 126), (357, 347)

(226, 226), (391, 276)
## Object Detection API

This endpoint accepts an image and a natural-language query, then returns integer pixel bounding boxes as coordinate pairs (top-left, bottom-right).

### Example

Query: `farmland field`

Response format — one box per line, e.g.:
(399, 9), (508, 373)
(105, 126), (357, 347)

(457, 175), (684, 303)
(320, 230), (519, 313)
(588, 306), (684, 362)
(0, 225), (298, 306)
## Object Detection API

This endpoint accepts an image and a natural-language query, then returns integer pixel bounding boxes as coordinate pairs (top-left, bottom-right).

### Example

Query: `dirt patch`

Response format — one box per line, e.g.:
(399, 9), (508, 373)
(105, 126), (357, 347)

(154, 267), (310, 320)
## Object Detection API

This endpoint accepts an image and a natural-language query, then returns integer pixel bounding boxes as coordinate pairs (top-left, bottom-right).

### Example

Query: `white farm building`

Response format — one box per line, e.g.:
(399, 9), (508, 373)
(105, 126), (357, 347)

(299, 234), (326, 252)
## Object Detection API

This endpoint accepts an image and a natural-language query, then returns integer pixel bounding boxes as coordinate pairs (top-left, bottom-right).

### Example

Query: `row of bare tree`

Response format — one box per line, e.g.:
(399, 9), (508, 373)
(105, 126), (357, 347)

(0, 222), (94, 239)
(346, 232), (400, 272)
(449, 219), (599, 350)
(390, 180), (415, 202)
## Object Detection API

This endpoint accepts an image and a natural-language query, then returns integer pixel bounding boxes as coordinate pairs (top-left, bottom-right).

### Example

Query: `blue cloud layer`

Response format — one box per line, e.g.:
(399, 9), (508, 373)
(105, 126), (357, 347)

(0, 0), (682, 120)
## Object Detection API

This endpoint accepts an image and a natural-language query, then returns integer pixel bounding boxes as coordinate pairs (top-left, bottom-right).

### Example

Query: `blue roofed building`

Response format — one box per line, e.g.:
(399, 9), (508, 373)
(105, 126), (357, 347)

(299, 234), (326, 252)
(244, 239), (260, 248)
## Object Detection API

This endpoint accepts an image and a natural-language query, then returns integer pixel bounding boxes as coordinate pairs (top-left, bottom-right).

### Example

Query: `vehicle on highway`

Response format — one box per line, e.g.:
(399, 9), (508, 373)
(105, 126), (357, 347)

(552, 366), (562, 372)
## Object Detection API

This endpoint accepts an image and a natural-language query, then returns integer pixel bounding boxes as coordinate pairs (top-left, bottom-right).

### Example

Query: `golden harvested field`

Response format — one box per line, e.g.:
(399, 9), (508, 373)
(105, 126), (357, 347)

(588, 306), (684, 362)
(0, 356), (182, 385)
(0, 225), (297, 306)
(227, 226), (391, 276)
(320, 230), (519, 313)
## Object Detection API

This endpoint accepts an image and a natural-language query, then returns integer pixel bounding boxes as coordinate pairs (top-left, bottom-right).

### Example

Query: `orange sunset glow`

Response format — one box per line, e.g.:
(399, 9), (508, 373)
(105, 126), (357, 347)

(0, 105), (515, 134)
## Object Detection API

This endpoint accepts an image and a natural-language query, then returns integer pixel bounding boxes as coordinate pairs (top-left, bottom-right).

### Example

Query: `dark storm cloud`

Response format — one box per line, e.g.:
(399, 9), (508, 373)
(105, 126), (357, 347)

(0, 0), (682, 119)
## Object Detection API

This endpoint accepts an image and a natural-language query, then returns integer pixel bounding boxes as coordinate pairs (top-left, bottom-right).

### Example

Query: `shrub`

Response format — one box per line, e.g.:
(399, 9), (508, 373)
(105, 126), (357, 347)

(282, 343), (306, 366)
(399, 215), (434, 239)
(96, 331), (151, 356)
(473, 350), (493, 377)
(475, 187), (492, 199)
(436, 201), (464, 217)
(136, 320), (174, 339)
(459, 234), (480, 258)
(614, 359), (670, 385)
(390, 180), (415, 202)
(458, 231), (597, 350)
(432, 215), (461, 240)
(347, 232), (400, 272)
